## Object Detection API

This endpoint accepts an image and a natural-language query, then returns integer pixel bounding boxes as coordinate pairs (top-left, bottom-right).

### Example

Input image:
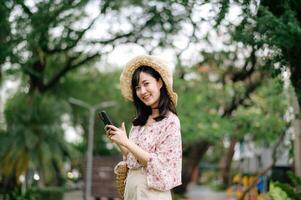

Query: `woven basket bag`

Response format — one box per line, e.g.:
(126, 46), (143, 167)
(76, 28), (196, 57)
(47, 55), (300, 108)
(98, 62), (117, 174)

(114, 161), (128, 199)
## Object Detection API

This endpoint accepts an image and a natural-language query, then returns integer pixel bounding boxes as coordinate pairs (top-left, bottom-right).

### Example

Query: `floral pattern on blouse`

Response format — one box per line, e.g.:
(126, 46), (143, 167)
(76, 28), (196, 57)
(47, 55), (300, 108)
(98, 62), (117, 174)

(126, 112), (182, 191)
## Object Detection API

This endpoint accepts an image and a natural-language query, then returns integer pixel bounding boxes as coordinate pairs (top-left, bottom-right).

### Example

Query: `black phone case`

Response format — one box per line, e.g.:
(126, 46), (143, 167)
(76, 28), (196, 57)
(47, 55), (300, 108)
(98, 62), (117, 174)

(99, 111), (113, 126)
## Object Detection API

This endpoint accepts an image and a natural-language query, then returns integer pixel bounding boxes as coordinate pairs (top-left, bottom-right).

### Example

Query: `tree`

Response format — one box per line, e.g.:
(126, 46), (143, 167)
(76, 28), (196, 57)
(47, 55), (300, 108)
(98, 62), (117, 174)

(0, 1), (11, 80)
(0, 94), (75, 191)
(173, 42), (289, 192)
(0, 0), (195, 193)
(54, 67), (135, 155)
(214, 0), (301, 177)
(1, 0), (193, 94)
(171, 0), (300, 191)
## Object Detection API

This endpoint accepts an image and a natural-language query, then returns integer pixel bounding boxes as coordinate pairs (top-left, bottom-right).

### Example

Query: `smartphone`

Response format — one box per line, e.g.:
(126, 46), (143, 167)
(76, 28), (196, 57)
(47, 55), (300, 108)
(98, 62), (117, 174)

(98, 111), (113, 126)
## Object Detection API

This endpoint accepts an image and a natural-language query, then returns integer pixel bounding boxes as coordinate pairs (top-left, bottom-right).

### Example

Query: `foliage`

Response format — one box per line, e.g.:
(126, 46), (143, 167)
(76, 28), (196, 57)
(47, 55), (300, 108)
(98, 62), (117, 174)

(1, 0), (193, 93)
(0, 0), (196, 190)
(3, 186), (65, 200)
(269, 171), (301, 200)
(175, 60), (287, 147)
(174, 49), (288, 190)
(175, 67), (234, 145)
(0, 93), (74, 186)
(269, 183), (292, 200)
(231, 78), (288, 144)
(5, 187), (37, 200)
(32, 187), (64, 200)
(215, 0), (301, 104)
(0, 0), (296, 194)
(0, 2), (11, 67)
(54, 67), (135, 155)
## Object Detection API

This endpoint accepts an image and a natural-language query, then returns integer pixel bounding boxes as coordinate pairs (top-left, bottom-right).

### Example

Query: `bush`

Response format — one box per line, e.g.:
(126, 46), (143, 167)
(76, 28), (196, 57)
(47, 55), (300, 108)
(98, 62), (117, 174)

(33, 187), (64, 200)
(0, 187), (37, 200)
(269, 171), (301, 200)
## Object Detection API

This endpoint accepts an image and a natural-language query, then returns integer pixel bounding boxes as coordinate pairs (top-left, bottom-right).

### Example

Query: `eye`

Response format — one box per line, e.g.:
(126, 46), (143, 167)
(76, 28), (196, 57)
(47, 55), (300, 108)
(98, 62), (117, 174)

(135, 86), (141, 91)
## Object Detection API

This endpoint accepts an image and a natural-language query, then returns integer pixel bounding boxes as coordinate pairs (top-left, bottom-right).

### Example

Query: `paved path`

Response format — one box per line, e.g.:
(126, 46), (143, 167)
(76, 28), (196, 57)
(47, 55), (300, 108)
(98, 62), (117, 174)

(64, 184), (234, 200)
(186, 184), (234, 200)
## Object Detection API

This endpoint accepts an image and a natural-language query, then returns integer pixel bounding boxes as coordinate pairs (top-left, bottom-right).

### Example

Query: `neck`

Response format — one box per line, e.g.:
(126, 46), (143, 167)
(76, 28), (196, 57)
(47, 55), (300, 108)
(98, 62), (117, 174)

(151, 108), (159, 118)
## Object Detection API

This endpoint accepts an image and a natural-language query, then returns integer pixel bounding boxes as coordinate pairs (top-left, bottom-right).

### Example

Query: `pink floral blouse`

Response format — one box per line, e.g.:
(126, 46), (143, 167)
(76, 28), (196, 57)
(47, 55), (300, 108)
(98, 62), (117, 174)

(125, 112), (182, 191)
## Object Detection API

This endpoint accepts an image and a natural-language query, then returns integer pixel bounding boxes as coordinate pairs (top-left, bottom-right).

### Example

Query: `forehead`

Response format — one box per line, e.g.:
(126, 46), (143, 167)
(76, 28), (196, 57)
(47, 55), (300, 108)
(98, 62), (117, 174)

(138, 71), (156, 83)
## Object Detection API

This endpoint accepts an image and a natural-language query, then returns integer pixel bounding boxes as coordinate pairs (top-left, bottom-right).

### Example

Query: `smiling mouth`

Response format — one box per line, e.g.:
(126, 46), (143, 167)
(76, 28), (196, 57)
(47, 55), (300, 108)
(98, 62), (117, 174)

(143, 95), (151, 101)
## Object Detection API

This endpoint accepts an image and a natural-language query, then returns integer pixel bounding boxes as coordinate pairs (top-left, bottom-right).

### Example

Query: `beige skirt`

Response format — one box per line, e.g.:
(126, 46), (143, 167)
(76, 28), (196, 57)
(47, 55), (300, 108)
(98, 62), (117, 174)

(124, 167), (172, 200)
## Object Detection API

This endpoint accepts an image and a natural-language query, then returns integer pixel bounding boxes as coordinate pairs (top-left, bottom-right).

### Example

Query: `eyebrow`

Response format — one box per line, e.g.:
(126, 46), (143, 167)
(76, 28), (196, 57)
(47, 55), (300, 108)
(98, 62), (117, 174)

(139, 79), (149, 84)
(135, 80), (147, 88)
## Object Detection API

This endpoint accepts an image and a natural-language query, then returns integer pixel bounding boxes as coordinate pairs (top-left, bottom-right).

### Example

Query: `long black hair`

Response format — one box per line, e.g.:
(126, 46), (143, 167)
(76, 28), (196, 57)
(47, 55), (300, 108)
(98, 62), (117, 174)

(131, 66), (177, 126)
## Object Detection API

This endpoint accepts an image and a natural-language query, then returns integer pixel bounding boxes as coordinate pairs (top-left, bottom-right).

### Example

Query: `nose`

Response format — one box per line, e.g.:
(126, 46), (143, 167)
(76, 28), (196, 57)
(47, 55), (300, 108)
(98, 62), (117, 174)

(139, 86), (147, 95)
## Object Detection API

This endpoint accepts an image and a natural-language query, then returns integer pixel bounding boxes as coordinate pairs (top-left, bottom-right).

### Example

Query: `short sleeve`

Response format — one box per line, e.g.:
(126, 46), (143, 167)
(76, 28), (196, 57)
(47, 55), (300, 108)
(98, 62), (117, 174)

(145, 117), (182, 191)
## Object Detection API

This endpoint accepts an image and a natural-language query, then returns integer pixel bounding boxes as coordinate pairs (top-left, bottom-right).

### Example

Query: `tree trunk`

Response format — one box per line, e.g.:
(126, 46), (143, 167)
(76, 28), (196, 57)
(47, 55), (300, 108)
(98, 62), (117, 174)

(288, 51), (301, 177)
(0, 66), (3, 128)
(291, 88), (301, 177)
(191, 165), (200, 184)
(29, 60), (45, 93)
(220, 136), (238, 187)
(294, 119), (301, 177)
(173, 140), (211, 194)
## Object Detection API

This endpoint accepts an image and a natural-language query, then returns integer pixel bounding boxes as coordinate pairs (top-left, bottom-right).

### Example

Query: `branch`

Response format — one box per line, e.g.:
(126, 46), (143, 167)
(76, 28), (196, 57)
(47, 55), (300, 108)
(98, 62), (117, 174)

(45, 12), (101, 54)
(15, 0), (32, 16)
(70, 53), (100, 70)
(88, 31), (135, 45)
(232, 47), (256, 82)
(173, 6), (197, 58)
(42, 53), (100, 91)
(222, 72), (264, 117)
(238, 123), (290, 200)
(88, 11), (164, 46)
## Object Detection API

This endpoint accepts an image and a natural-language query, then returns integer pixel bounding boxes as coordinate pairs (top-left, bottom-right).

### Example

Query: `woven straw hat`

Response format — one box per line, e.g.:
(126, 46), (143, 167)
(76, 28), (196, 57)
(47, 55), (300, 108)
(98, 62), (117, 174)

(120, 55), (178, 106)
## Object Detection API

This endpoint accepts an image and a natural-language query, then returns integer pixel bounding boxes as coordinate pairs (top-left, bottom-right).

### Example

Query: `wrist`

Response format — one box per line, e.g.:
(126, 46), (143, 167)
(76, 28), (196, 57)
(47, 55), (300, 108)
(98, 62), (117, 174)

(123, 139), (131, 148)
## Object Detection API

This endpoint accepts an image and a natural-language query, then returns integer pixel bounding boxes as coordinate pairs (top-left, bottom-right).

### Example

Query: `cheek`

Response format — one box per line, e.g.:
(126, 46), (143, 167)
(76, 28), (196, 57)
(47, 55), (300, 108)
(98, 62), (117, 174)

(153, 86), (161, 97)
(136, 91), (142, 98)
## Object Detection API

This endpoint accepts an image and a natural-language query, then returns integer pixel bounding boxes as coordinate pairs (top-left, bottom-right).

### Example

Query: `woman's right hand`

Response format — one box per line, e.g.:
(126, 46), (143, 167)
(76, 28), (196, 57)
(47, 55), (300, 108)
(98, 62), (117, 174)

(105, 122), (129, 147)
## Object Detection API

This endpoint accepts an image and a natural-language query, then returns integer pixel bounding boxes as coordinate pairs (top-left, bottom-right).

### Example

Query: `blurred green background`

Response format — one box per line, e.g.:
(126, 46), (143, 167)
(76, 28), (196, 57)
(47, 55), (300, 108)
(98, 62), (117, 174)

(0, 0), (301, 200)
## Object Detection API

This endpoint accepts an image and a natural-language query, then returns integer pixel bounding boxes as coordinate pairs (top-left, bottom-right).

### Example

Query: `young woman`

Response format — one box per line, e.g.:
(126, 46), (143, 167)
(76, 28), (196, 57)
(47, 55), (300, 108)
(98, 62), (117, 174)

(105, 55), (182, 200)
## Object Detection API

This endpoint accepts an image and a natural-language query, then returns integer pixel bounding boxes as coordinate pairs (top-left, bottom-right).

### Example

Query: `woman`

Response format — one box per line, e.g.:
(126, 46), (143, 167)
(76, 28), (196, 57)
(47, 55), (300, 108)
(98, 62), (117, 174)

(105, 55), (182, 200)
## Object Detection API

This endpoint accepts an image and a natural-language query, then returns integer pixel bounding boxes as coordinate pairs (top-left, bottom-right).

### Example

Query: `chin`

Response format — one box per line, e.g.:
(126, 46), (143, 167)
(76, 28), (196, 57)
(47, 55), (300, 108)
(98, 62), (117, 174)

(143, 100), (155, 107)
(144, 102), (153, 106)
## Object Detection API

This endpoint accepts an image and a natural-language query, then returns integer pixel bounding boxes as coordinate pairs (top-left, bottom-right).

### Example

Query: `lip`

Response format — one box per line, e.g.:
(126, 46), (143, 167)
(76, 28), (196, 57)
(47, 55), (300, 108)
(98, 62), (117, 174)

(142, 94), (151, 101)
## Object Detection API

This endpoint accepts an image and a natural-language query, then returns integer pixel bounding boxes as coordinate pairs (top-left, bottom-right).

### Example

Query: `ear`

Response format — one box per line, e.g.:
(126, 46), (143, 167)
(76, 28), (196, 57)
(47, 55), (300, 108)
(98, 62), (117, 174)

(158, 78), (163, 89)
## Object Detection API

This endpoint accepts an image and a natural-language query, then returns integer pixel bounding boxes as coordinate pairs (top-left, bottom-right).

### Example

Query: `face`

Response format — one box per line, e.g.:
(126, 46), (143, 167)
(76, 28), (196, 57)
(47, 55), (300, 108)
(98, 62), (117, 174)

(135, 72), (163, 108)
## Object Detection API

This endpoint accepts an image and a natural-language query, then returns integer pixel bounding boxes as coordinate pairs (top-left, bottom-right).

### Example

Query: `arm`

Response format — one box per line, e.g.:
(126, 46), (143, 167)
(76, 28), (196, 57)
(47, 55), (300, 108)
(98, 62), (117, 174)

(124, 140), (150, 166)
(116, 143), (129, 157)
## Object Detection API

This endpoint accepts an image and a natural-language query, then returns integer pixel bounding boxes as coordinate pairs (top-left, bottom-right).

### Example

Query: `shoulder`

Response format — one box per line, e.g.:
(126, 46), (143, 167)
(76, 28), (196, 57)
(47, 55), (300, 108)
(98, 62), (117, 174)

(166, 112), (180, 125)
(164, 112), (180, 130)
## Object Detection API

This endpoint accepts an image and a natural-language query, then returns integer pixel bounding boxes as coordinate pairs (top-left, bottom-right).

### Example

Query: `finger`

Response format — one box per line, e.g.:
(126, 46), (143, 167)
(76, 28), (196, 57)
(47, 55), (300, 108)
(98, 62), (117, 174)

(105, 129), (112, 136)
(108, 132), (115, 139)
(106, 125), (119, 131)
(106, 132), (112, 138)
(105, 128), (115, 137)
(104, 125), (114, 131)
(121, 122), (126, 131)
(105, 132), (110, 138)
(108, 128), (117, 136)
(109, 135), (118, 143)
